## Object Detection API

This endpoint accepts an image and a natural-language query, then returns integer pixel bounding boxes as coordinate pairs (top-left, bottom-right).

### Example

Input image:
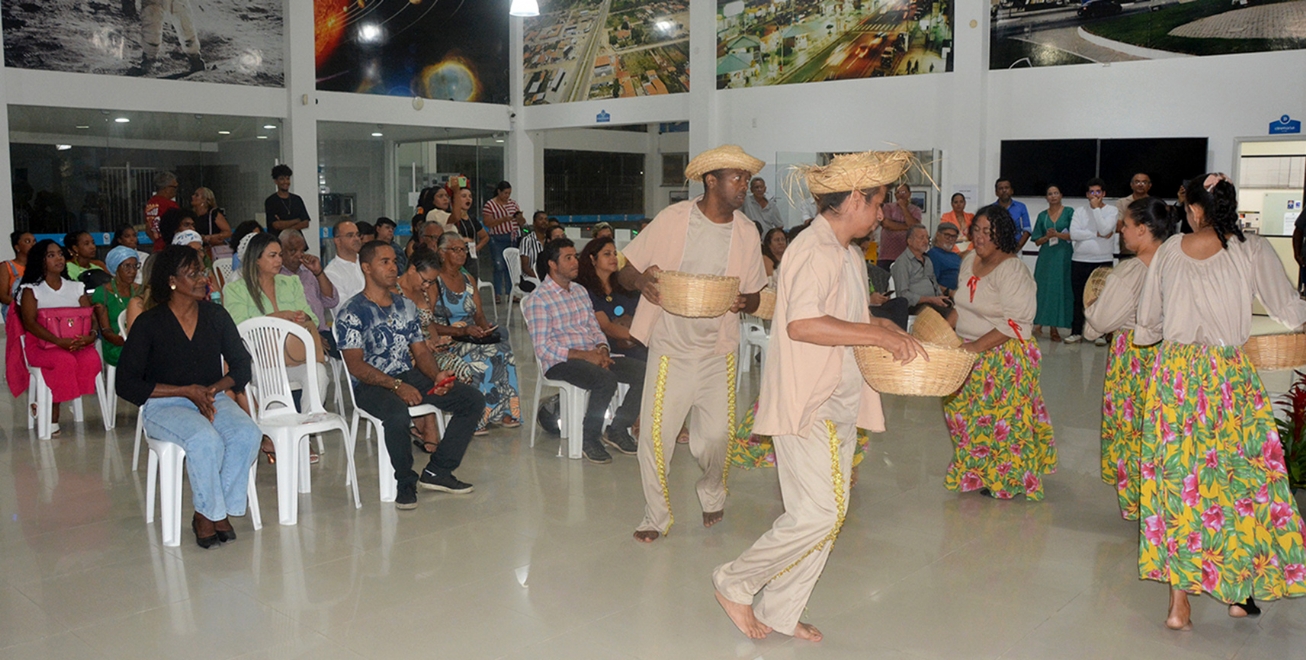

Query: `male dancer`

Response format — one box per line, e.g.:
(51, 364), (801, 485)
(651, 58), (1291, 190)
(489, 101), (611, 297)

(619, 145), (769, 542)
(712, 151), (925, 641)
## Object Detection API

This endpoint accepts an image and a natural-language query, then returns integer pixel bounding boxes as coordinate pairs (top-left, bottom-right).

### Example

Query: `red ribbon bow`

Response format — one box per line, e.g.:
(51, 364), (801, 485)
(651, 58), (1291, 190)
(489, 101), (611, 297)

(966, 275), (980, 303)
(1008, 319), (1024, 342)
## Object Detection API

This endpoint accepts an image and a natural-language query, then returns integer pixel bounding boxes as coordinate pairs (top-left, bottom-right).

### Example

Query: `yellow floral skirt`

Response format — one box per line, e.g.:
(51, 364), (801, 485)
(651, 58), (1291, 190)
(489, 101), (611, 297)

(1138, 342), (1306, 603)
(729, 399), (869, 470)
(1101, 330), (1157, 521)
(942, 339), (1057, 500)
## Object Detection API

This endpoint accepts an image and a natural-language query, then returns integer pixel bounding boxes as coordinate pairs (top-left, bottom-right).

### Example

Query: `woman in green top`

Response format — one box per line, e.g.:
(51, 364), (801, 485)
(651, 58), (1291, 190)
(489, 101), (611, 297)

(1031, 184), (1074, 341)
(63, 231), (106, 281)
(91, 246), (142, 366)
(222, 233), (318, 331)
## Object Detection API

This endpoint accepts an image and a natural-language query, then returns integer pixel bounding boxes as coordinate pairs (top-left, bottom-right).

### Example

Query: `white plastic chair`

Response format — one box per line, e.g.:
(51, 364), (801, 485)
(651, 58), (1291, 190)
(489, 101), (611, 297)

(737, 315), (770, 391)
(20, 335), (109, 440)
(502, 246), (539, 328)
(212, 257), (235, 290)
(98, 310), (127, 431)
(323, 308), (349, 417)
(238, 317), (356, 526)
(520, 297), (588, 459)
(144, 436), (261, 547)
(333, 323), (447, 503)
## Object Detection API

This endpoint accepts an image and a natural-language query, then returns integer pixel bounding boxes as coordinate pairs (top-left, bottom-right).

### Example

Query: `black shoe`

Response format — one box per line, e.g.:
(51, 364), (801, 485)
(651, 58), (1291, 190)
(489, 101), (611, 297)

(583, 440), (612, 464)
(187, 54), (205, 73)
(214, 519), (236, 543)
(419, 470), (474, 494)
(395, 483), (418, 510)
(192, 514), (219, 549)
(603, 428), (638, 455)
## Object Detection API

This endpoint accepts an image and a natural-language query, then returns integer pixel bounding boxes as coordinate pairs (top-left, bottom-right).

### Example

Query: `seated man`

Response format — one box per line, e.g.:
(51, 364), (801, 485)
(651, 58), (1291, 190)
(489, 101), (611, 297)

(279, 229), (340, 355)
(523, 238), (642, 464)
(337, 240), (485, 509)
(867, 262), (910, 330)
(324, 220), (364, 311)
(890, 225), (955, 321)
(926, 222), (963, 295)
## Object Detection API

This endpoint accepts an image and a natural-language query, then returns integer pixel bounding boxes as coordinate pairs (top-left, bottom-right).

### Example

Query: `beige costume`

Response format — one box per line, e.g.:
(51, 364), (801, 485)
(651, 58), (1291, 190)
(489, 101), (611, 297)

(623, 199), (767, 535)
(712, 215), (883, 636)
(1083, 256), (1147, 341)
(1135, 234), (1306, 346)
(954, 252), (1037, 342)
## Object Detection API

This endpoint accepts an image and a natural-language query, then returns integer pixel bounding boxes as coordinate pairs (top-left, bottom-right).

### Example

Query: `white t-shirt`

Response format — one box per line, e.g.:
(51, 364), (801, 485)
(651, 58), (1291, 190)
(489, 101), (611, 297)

(21, 279), (86, 308)
(324, 255), (365, 311)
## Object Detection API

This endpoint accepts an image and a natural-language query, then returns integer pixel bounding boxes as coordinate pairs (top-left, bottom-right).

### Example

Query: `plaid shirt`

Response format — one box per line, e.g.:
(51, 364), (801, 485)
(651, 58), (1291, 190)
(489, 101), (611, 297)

(523, 275), (607, 371)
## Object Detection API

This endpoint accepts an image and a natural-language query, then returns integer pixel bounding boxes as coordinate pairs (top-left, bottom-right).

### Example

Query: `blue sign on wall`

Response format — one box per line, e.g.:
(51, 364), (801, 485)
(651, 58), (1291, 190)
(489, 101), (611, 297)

(1270, 115), (1302, 135)
(596, 110), (611, 124)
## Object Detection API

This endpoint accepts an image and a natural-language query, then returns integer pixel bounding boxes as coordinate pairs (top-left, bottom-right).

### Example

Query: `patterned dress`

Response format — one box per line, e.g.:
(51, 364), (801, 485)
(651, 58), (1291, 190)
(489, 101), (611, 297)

(1100, 332), (1155, 520)
(434, 273), (521, 430)
(730, 399), (870, 470)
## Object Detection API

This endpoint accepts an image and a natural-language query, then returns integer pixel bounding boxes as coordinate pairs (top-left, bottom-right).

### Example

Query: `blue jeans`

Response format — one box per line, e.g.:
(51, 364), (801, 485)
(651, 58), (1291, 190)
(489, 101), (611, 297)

(143, 395), (262, 521)
(488, 233), (514, 296)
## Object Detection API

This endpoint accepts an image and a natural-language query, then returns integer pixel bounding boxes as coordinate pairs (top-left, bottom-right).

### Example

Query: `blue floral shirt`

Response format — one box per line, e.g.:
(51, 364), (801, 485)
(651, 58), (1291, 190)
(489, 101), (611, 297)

(336, 293), (421, 377)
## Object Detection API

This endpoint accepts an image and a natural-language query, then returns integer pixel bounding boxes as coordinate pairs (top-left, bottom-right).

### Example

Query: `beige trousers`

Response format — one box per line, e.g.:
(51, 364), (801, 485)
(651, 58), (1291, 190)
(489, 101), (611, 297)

(712, 418), (856, 636)
(635, 348), (731, 535)
(141, 0), (200, 58)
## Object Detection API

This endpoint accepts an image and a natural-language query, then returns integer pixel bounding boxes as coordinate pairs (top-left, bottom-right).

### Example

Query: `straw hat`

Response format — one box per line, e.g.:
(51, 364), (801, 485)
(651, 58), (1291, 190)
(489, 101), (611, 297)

(684, 145), (765, 182)
(803, 150), (914, 195)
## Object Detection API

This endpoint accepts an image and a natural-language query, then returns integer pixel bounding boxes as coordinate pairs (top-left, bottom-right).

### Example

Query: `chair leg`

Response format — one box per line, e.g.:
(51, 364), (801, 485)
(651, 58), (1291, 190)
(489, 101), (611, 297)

(372, 419), (396, 503)
(96, 374), (113, 431)
(26, 378), (35, 430)
(132, 412), (145, 472)
(298, 435), (313, 495)
(107, 366), (118, 427)
(72, 396), (84, 423)
(145, 448), (158, 524)
(247, 461), (262, 531)
(273, 433), (299, 526)
(568, 388), (587, 460)
(529, 378), (543, 449)
(339, 425), (361, 509)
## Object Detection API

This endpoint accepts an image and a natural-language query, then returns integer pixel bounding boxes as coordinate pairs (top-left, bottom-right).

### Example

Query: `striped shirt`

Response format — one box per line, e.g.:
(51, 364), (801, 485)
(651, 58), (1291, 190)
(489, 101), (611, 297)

(520, 234), (544, 274)
(482, 198), (521, 235)
(523, 275), (607, 371)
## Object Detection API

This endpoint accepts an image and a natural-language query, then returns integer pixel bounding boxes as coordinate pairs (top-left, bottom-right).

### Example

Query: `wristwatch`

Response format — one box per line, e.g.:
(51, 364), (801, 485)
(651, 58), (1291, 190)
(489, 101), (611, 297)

(392, 378), (403, 392)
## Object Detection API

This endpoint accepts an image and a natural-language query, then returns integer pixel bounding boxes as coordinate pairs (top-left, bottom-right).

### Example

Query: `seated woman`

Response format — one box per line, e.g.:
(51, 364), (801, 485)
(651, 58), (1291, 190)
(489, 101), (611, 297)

(0, 231), (34, 315)
(63, 230), (107, 282)
(92, 246), (143, 372)
(111, 226), (152, 283)
(228, 221), (263, 271)
(398, 247), (471, 453)
(576, 236), (646, 362)
(117, 246), (262, 548)
(222, 233), (326, 420)
(10, 239), (103, 434)
(760, 227), (787, 280)
(157, 208), (197, 251)
(430, 233), (521, 434)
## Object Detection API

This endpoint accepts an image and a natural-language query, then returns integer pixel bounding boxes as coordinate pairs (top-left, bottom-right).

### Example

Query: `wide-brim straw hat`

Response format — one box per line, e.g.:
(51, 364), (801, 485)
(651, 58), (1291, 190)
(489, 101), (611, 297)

(684, 145), (765, 182)
(803, 150), (914, 195)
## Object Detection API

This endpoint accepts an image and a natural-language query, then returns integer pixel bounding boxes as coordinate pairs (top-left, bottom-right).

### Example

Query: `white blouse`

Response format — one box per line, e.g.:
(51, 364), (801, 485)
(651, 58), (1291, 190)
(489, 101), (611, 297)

(20, 279), (86, 309)
(954, 252), (1038, 343)
(1083, 256), (1147, 341)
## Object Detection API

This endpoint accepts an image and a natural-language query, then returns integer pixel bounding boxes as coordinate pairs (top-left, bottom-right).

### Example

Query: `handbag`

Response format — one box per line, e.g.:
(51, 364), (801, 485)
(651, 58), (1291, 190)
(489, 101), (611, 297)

(453, 330), (502, 345)
(35, 306), (94, 350)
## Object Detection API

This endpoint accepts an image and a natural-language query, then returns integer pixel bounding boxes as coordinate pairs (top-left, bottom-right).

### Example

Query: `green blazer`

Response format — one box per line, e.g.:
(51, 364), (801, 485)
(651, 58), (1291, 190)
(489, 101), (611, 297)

(222, 274), (319, 328)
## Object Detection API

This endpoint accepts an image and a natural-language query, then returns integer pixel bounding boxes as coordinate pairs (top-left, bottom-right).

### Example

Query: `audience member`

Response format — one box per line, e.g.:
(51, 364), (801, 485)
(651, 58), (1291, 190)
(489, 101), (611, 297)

(576, 235), (647, 362)
(396, 247), (469, 454)
(926, 222), (962, 293)
(337, 240), (483, 509)
(451, 186), (489, 261)
(62, 230), (107, 281)
(890, 225), (954, 320)
(430, 233), (522, 434)
(418, 219), (444, 254)
(1114, 172), (1151, 259)
(116, 245), (261, 547)
(524, 238), (642, 463)
(324, 220), (364, 311)
(481, 180), (521, 303)
(91, 246), (142, 370)
(375, 217), (407, 274)
(519, 211), (550, 281)
(592, 222), (615, 241)
(993, 177), (1031, 249)
(191, 187), (232, 249)
(158, 208), (197, 250)
(742, 177), (784, 233)
(0, 230), (34, 311)
(357, 221), (377, 244)
(228, 221), (262, 271)
(1066, 177), (1117, 345)
(145, 171), (180, 252)
(265, 164), (312, 233)
(878, 183), (922, 269)
(279, 229), (339, 352)
(1032, 184), (1073, 342)
(940, 192), (974, 240)
(760, 227), (787, 280)
(867, 261), (910, 330)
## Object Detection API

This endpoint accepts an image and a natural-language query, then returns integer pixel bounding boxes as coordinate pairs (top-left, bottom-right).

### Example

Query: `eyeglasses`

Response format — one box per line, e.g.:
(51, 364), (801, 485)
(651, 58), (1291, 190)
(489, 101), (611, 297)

(1088, 190), (1104, 196)
(178, 269), (207, 281)
(418, 274), (439, 287)
(442, 246), (469, 253)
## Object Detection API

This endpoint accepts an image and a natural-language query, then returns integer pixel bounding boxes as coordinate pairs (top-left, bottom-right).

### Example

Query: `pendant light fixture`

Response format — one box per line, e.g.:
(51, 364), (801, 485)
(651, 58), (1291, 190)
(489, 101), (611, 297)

(509, 0), (539, 17)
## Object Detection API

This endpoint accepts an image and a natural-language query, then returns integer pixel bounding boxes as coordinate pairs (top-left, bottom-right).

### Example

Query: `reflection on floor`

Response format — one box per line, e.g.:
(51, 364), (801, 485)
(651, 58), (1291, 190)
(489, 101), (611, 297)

(0, 319), (1303, 659)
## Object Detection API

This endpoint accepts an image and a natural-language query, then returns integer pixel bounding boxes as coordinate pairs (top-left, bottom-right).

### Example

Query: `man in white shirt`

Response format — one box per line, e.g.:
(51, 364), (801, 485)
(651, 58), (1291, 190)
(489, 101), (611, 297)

(1067, 178), (1117, 345)
(324, 220), (365, 312)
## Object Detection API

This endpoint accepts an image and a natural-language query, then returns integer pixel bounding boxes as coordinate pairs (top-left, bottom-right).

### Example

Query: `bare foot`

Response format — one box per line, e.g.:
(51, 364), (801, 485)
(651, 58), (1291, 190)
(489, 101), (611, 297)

(1166, 589), (1192, 631)
(793, 622), (823, 642)
(703, 510), (724, 527)
(715, 590), (771, 639)
(633, 530), (660, 543)
(677, 427), (689, 444)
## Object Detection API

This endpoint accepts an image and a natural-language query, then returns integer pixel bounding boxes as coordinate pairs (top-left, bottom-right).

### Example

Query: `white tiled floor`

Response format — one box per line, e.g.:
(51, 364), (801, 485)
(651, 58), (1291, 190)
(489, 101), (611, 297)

(1, 321), (1304, 659)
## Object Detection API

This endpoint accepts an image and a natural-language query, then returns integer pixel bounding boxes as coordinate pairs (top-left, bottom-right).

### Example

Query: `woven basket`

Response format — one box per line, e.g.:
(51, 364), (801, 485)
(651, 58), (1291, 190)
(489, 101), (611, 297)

(1243, 333), (1306, 371)
(658, 271), (740, 318)
(852, 343), (976, 397)
(1083, 266), (1113, 308)
(754, 287), (777, 320)
(910, 307), (962, 349)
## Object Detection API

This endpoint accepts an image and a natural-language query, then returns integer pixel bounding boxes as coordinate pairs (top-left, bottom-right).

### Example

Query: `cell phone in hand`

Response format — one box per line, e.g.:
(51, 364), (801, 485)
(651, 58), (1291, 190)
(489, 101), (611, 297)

(428, 375), (457, 394)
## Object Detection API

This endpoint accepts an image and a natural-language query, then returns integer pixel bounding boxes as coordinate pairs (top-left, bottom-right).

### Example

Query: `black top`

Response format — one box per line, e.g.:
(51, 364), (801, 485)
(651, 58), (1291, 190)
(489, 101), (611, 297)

(587, 287), (646, 361)
(116, 301), (251, 406)
(196, 208), (224, 236)
(455, 217), (484, 242)
(264, 192), (311, 232)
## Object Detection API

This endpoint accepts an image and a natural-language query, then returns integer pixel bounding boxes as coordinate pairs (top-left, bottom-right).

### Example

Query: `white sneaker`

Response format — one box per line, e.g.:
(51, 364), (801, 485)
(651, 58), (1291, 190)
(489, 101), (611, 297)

(1094, 337), (1107, 347)
(1063, 335), (1082, 344)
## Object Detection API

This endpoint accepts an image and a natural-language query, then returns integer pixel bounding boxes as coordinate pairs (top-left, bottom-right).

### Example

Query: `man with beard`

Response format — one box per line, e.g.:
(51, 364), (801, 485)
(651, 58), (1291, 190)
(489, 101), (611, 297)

(618, 145), (769, 543)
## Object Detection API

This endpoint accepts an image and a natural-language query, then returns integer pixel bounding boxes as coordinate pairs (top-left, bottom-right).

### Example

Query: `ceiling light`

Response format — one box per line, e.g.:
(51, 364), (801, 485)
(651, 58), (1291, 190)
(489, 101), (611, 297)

(263, 125), (276, 130)
(114, 117), (130, 123)
(509, 0), (539, 17)
(75, 125), (90, 130)
(218, 130), (231, 135)
(257, 135), (269, 139)
(371, 132), (383, 137)
(495, 139), (505, 143)
(56, 144), (72, 151)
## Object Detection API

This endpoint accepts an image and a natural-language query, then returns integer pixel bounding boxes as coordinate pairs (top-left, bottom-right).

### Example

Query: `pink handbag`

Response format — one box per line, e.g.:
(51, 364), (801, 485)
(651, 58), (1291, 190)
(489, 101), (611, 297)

(34, 307), (94, 350)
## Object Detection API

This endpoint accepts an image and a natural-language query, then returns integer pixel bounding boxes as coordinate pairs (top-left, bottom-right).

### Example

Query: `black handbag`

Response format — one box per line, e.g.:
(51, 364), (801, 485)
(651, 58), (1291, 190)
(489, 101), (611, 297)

(453, 330), (502, 345)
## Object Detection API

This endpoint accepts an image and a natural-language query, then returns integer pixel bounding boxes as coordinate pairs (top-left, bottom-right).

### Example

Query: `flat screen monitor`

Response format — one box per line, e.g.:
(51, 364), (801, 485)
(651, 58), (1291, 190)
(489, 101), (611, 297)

(1098, 138), (1209, 199)
(998, 139), (1097, 198)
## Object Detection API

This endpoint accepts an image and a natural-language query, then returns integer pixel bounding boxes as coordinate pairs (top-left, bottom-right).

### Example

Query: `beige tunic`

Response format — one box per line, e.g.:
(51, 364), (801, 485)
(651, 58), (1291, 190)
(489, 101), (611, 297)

(651, 204), (733, 356)
(953, 252), (1037, 343)
(1135, 234), (1306, 347)
(1084, 256), (1148, 341)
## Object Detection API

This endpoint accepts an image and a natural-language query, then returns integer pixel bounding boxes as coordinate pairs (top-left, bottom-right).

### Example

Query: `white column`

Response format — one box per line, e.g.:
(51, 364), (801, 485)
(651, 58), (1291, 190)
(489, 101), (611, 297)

(507, 13), (537, 216)
(947, 4), (989, 210)
(0, 30), (14, 242)
(285, 0), (321, 254)
(685, 0), (720, 198)
(644, 123), (661, 216)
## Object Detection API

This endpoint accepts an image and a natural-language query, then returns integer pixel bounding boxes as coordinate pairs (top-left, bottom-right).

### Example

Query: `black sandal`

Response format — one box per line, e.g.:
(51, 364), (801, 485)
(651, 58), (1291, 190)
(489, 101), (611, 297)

(1231, 598), (1261, 617)
(411, 429), (437, 454)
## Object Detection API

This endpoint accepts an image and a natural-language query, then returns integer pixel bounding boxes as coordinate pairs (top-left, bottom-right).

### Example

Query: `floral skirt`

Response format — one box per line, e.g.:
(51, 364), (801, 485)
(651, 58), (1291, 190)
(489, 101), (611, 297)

(1138, 342), (1306, 602)
(942, 339), (1057, 500)
(1101, 330), (1157, 521)
(448, 337), (522, 430)
(729, 399), (869, 470)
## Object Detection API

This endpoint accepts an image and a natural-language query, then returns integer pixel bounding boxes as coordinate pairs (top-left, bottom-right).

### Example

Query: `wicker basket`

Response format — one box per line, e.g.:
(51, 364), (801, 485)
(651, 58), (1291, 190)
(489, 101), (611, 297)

(910, 307), (962, 349)
(753, 287), (777, 320)
(657, 271), (740, 318)
(1083, 266), (1113, 308)
(852, 343), (977, 397)
(1243, 333), (1306, 371)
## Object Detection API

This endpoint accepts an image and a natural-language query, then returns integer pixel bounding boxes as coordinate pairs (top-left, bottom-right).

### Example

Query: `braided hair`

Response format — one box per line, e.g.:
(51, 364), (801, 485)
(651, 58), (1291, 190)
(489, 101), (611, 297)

(974, 204), (1019, 255)
(1184, 174), (1243, 249)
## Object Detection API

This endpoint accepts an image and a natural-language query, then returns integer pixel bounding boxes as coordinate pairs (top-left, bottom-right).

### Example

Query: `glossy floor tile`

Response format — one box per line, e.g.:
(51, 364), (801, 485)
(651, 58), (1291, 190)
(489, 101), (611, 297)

(1, 319), (1304, 659)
